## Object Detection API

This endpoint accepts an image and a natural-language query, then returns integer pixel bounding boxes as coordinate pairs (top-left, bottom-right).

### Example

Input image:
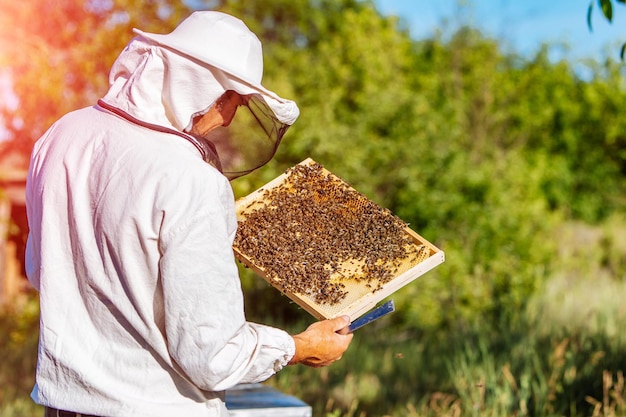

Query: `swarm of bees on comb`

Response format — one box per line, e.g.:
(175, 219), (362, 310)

(234, 162), (430, 306)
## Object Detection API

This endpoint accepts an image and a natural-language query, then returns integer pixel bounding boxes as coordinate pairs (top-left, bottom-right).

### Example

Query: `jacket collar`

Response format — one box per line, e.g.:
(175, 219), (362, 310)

(97, 99), (223, 172)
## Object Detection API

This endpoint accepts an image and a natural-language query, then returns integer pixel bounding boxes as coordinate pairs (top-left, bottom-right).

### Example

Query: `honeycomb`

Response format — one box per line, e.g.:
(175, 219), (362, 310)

(233, 159), (444, 319)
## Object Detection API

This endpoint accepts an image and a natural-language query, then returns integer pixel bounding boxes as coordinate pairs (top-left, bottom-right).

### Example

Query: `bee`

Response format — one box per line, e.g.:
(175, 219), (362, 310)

(234, 161), (423, 306)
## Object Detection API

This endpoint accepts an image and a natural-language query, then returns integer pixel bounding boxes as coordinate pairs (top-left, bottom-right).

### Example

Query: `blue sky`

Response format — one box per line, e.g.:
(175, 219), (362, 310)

(373, 0), (626, 63)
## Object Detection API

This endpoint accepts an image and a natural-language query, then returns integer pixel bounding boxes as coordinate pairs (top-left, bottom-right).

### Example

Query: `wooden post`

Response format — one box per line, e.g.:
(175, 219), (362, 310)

(0, 198), (10, 306)
(0, 166), (29, 305)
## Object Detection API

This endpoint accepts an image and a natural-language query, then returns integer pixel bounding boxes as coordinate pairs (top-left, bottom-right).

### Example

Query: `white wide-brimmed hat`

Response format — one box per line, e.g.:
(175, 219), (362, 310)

(133, 11), (298, 125)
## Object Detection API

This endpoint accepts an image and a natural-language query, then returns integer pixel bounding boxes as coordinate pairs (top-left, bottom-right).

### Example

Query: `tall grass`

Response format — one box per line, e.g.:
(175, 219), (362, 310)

(265, 217), (626, 416)
(264, 289), (626, 417)
(0, 292), (42, 417)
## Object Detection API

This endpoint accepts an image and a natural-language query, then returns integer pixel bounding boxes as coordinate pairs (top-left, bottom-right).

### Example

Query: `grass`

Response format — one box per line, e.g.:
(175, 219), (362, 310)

(265, 217), (626, 416)
(0, 292), (42, 417)
(263, 302), (626, 417)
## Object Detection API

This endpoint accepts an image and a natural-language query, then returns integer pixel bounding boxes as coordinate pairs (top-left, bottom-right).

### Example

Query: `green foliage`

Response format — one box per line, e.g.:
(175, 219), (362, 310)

(226, 4), (626, 414)
(226, 0), (626, 336)
(588, 0), (626, 30)
(587, 0), (626, 58)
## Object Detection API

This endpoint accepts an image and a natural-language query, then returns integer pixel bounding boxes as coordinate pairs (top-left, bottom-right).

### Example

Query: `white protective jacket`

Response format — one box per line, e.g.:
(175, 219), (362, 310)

(25, 36), (296, 417)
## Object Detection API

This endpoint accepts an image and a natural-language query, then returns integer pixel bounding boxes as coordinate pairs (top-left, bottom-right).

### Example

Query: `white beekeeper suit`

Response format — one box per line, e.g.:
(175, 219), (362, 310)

(26, 11), (300, 417)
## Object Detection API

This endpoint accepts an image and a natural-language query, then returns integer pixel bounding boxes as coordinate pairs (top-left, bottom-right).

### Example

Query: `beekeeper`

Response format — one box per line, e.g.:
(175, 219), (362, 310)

(25, 11), (353, 417)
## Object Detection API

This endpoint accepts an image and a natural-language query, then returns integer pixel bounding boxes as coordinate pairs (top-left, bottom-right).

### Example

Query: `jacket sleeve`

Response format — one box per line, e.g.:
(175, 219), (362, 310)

(24, 141), (45, 292)
(157, 171), (295, 392)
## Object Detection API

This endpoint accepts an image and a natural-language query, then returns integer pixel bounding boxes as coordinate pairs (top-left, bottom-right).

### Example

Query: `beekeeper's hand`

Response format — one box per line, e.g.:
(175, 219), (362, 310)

(289, 315), (353, 368)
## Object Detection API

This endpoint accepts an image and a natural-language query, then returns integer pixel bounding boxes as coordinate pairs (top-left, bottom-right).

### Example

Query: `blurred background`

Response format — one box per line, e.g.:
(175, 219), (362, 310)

(1, 0), (625, 416)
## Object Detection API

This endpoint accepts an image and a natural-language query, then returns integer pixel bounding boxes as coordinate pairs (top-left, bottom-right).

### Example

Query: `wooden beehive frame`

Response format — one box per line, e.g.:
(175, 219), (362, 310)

(233, 158), (445, 320)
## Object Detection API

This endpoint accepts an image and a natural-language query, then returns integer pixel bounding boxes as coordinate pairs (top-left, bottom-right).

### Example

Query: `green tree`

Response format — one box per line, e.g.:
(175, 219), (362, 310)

(1, 0), (624, 348)
(224, 3), (558, 331)
(588, 0), (626, 57)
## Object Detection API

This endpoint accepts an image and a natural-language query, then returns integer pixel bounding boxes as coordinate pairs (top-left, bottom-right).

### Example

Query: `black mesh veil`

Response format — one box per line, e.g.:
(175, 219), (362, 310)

(198, 93), (291, 180)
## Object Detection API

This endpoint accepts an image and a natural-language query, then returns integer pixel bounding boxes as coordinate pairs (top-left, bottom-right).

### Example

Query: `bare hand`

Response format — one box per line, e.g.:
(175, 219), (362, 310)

(289, 315), (353, 368)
